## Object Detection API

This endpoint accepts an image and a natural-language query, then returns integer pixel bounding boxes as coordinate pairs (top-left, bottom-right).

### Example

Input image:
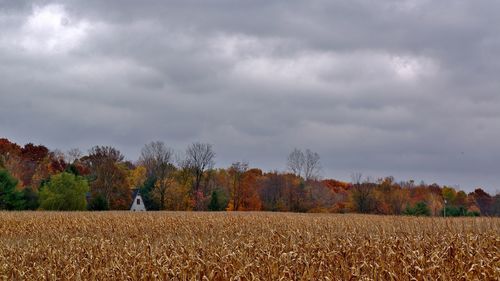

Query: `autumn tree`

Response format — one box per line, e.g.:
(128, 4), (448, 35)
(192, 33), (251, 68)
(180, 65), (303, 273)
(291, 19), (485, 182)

(283, 173), (305, 212)
(349, 173), (376, 213)
(0, 138), (21, 169)
(258, 171), (302, 212)
(442, 186), (457, 205)
(427, 192), (444, 216)
(30, 151), (67, 189)
(0, 139), (23, 186)
(139, 141), (175, 210)
(83, 146), (130, 210)
(127, 165), (147, 189)
(183, 142), (215, 210)
(20, 143), (49, 187)
(469, 188), (493, 215)
(373, 177), (408, 215)
(0, 140), (50, 188)
(227, 167), (262, 211)
(454, 191), (467, 207)
(63, 148), (91, 177)
(321, 179), (350, 212)
(258, 171), (284, 211)
(163, 174), (192, 211)
(228, 161), (248, 211)
(306, 181), (338, 212)
(492, 194), (500, 216)
(239, 169), (263, 211)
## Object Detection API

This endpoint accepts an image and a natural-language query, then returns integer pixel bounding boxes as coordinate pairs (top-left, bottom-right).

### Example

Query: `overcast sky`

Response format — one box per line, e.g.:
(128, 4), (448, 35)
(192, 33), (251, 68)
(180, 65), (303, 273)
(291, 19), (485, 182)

(1, 0), (499, 193)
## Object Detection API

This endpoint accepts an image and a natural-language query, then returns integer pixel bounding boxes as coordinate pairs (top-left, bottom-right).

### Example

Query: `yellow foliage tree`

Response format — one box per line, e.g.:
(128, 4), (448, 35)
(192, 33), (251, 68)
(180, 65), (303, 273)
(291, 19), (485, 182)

(127, 165), (146, 189)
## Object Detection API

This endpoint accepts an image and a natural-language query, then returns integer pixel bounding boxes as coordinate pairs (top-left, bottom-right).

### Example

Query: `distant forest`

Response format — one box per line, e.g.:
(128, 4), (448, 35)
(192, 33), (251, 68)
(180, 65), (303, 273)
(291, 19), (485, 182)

(1, 138), (498, 216)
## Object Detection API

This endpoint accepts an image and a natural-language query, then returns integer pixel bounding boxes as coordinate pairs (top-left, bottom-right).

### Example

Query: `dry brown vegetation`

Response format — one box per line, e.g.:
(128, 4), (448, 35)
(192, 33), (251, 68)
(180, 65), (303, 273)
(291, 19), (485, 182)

(0, 212), (499, 280)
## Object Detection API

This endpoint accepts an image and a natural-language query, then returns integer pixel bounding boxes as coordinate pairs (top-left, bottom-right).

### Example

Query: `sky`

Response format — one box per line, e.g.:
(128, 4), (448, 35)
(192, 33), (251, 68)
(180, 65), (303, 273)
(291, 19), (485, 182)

(0, 0), (499, 193)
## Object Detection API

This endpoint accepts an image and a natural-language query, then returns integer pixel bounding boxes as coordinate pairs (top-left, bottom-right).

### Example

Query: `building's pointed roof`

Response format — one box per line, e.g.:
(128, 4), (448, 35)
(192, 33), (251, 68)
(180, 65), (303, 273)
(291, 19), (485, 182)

(130, 188), (143, 210)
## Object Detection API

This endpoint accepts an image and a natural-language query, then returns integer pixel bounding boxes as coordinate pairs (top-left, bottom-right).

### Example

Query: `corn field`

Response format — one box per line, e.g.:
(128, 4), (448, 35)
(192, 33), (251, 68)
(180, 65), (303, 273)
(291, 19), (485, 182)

(0, 212), (498, 280)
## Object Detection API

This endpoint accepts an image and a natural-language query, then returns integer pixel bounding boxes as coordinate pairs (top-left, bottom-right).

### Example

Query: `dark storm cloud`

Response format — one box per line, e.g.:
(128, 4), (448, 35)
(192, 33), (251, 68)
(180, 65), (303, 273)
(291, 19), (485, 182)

(1, 0), (499, 192)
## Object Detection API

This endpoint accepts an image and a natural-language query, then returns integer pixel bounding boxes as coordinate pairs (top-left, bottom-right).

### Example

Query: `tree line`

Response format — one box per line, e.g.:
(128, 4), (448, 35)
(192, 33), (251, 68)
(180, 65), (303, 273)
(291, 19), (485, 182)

(1, 138), (499, 216)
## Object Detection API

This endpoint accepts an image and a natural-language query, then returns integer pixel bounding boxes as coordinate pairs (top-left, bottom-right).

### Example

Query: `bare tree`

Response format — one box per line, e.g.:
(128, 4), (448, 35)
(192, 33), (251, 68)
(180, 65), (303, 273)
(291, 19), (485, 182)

(139, 141), (175, 210)
(287, 148), (304, 177)
(66, 148), (82, 164)
(287, 148), (321, 181)
(351, 172), (363, 185)
(184, 142), (215, 209)
(304, 149), (321, 181)
(50, 149), (65, 162)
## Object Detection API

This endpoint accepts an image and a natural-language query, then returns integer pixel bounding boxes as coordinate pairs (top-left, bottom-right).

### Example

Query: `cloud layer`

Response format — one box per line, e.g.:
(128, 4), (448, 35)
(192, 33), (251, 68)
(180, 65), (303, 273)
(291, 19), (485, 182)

(1, 0), (499, 192)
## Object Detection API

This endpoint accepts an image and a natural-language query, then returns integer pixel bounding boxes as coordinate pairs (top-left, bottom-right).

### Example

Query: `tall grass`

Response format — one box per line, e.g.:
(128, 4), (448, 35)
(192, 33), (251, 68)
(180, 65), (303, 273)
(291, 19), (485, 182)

(1, 212), (498, 280)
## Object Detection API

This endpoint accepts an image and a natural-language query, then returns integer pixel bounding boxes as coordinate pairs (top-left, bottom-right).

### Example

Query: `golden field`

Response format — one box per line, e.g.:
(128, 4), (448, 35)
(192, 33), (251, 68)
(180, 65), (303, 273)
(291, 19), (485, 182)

(0, 212), (499, 280)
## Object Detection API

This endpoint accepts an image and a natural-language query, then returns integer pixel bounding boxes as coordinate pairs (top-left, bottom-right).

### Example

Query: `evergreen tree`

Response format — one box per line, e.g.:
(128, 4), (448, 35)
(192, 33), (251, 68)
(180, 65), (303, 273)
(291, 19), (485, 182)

(21, 187), (39, 210)
(0, 169), (25, 210)
(140, 176), (159, 210)
(208, 191), (221, 211)
(88, 193), (109, 211)
(404, 201), (430, 216)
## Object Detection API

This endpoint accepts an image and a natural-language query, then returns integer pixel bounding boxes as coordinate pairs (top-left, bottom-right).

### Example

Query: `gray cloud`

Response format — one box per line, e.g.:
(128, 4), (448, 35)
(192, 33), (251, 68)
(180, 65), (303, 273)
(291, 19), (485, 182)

(1, 0), (499, 193)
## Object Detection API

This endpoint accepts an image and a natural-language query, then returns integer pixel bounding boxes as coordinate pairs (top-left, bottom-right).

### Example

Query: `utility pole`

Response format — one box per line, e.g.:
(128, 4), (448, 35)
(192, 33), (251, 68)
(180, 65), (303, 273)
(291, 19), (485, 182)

(444, 199), (447, 218)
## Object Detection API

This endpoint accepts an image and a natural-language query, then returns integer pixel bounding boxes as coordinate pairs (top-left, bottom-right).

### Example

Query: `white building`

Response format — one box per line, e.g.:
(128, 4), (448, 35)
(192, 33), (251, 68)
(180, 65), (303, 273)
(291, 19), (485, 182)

(130, 189), (147, 211)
